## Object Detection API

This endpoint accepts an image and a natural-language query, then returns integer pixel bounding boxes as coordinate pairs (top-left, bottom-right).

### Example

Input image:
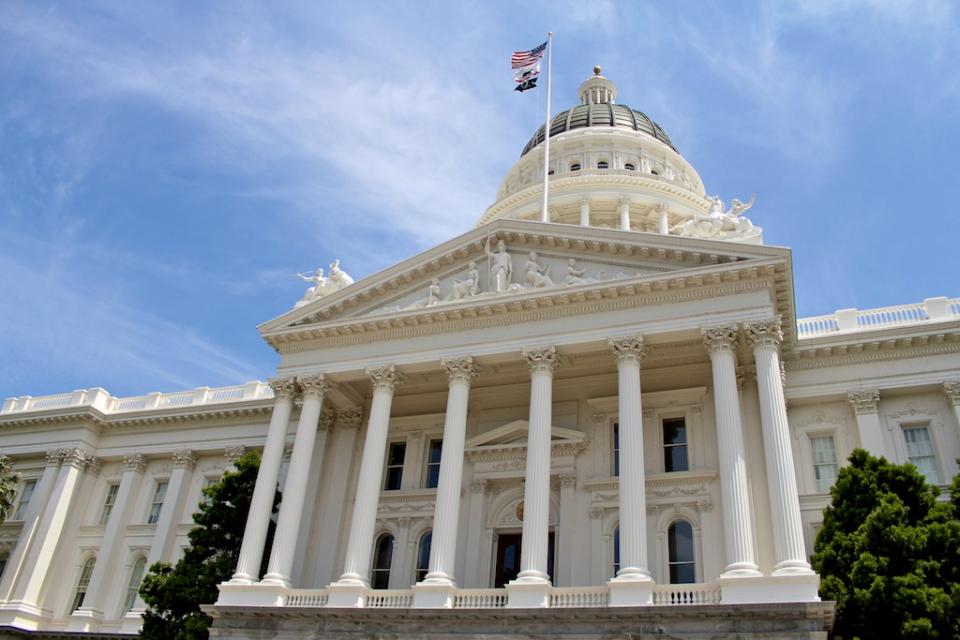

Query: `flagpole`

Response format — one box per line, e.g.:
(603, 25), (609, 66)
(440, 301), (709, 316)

(540, 32), (553, 223)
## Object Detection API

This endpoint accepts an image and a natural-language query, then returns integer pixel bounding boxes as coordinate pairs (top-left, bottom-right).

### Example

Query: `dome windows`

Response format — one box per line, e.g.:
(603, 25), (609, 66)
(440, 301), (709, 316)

(624, 163), (636, 171)
(597, 161), (609, 169)
(570, 163), (581, 172)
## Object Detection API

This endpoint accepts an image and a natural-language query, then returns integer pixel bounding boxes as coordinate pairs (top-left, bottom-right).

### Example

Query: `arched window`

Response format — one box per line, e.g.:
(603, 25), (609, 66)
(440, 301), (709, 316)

(624, 163), (636, 171)
(71, 557), (96, 611)
(570, 163), (581, 172)
(0, 550), (8, 579)
(121, 556), (147, 615)
(612, 526), (621, 577)
(597, 161), (609, 169)
(371, 533), (394, 589)
(667, 521), (695, 584)
(415, 531), (432, 582)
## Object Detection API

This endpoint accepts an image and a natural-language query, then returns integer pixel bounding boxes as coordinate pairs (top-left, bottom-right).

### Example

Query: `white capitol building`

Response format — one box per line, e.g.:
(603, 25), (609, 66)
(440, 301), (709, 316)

(1, 68), (958, 639)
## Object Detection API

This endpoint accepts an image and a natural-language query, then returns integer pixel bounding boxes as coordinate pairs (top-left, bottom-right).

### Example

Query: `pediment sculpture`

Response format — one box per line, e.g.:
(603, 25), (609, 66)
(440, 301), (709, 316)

(672, 193), (761, 240)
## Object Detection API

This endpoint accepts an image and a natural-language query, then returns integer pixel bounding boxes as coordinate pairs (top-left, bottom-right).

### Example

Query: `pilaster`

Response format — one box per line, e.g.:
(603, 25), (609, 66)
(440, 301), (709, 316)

(847, 389), (886, 456)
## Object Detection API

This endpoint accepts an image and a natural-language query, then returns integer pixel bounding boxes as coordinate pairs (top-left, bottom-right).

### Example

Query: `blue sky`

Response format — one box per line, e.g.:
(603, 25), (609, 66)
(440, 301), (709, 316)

(1, 1), (958, 398)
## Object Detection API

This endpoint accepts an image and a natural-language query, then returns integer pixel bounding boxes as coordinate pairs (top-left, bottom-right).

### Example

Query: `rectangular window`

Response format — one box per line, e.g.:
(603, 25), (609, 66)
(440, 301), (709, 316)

(663, 418), (689, 472)
(384, 442), (406, 491)
(147, 481), (168, 524)
(903, 426), (940, 484)
(100, 483), (120, 525)
(612, 422), (620, 477)
(200, 476), (217, 505)
(810, 436), (839, 493)
(424, 439), (442, 489)
(12, 479), (36, 521)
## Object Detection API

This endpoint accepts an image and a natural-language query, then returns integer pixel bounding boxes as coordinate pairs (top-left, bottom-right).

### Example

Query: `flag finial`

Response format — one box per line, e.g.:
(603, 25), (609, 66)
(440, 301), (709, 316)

(593, 65), (602, 76)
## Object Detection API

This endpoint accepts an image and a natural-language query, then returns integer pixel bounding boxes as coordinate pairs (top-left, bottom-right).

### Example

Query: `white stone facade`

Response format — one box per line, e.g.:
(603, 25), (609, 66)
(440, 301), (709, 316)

(1, 70), (958, 637)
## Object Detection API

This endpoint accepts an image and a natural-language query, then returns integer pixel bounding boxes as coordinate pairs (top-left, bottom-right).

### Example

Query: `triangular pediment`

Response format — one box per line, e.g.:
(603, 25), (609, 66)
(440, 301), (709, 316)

(465, 420), (586, 450)
(259, 218), (794, 346)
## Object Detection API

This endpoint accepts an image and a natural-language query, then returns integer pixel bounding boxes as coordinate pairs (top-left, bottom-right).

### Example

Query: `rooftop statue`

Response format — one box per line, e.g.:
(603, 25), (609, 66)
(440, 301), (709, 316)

(673, 194), (760, 240)
(294, 259), (355, 308)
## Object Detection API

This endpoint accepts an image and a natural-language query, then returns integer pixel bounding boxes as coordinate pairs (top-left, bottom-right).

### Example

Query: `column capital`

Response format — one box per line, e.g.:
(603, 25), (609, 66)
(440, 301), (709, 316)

(45, 449), (63, 467)
(336, 408), (364, 430)
(944, 381), (960, 407)
(442, 357), (480, 383)
(523, 346), (559, 373)
(655, 202), (669, 214)
(299, 374), (332, 398)
(559, 473), (577, 489)
(268, 377), (299, 400)
(224, 445), (246, 464)
(366, 365), (404, 392)
(122, 453), (147, 473)
(318, 409), (336, 432)
(470, 479), (488, 495)
(608, 336), (647, 363)
(579, 195), (590, 206)
(61, 447), (95, 471)
(743, 317), (783, 351)
(848, 389), (880, 415)
(702, 326), (739, 353)
(618, 195), (630, 208)
(172, 449), (197, 470)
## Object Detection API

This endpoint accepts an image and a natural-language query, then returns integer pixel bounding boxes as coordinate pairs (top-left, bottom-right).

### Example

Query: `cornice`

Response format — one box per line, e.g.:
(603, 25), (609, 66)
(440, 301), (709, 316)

(0, 400), (273, 430)
(784, 331), (960, 370)
(273, 272), (783, 353)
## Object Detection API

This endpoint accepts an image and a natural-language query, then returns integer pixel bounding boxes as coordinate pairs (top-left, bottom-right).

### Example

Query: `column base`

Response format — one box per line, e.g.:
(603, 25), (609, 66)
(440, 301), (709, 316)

(215, 581), (286, 607)
(227, 572), (256, 585)
(259, 573), (292, 588)
(721, 562), (763, 578)
(67, 607), (103, 632)
(773, 559), (816, 576)
(719, 573), (820, 604)
(506, 580), (551, 608)
(0, 602), (48, 631)
(412, 580), (457, 608)
(326, 581), (369, 607)
(607, 574), (654, 606)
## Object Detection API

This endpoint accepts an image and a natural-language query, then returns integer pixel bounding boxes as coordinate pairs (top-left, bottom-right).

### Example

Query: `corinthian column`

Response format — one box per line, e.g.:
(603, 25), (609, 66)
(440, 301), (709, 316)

(945, 383), (960, 442)
(618, 196), (631, 231)
(745, 319), (813, 576)
(703, 327), (760, 579)
(607, 336), (654, 606)
(506, 347), (557, 608)
(262, 375), (331, 587)
(414, 358), (479, 608)
(847, 389), (886, 456)
(328, 366), (403, 606)
(229, 377), (297, 584)
(579, 196), (591, 227)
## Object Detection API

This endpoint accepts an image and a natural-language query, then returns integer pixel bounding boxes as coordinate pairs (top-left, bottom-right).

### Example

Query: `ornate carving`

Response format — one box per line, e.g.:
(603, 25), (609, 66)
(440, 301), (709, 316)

(735, 367), (745, 391)
(588, 507), (605, 520)
(45, 450), (63, 466)
(318, 409), (336, 432)
(522, 251), (555, 289)
(61, 447), (94, 470)
(337, 408), (363, 429)
(702, 326), (739, 353)
(223, 446), (246, 464)
(744, 318), (783, 351)
(608, 336), (647, 363)
(470, 479), (488, 495)
(944, 382), (960, 407)
(848, 389), (880, 415)
(299, 374), (332, 397)
(123, 453), (147, 473)
(697, 500), (713, 513)
(172, 450), (197, 470)
(282, 442), (294, 462)
(442, 357), (480, 383)
(559, 473), (577, 489)
(366, 365), (404, 392)
(780, 361), (787, 386)
(523, 346), (559, 373)
(268, 377), (299, 400)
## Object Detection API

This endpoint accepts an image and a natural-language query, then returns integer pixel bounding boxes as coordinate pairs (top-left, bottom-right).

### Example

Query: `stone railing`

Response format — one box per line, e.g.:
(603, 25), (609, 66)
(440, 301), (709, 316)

(274, 584), (721, 609)
(1, 382), (273, 416)
(797, 297), (959, 339)
(652, 582), (721, 605)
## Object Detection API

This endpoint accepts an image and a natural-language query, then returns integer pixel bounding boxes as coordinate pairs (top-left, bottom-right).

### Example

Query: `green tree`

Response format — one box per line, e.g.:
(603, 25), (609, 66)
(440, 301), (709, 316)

(139, 451), (278, 640)
(0, 456), (20, 524)
(812, 449), (960, 639)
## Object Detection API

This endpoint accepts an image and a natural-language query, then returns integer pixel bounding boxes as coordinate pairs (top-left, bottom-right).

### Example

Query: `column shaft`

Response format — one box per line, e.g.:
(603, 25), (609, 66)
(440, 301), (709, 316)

(146, 451), (196, 566)
(704, 328), (760, 576)
(424, 359), (477, 585)
(263, 376), (329, 586)
(619, 198), (631, 231)
(231, 378), (297, 583)
(77, 455), (146, 617)
(579, 198), (590, 227)
(516, 347), (557, 583)
(657, 204), (670, 235)
(747, 320), (812, 575)
(338, 366), (402, 584)
(610, 339), (650, 578)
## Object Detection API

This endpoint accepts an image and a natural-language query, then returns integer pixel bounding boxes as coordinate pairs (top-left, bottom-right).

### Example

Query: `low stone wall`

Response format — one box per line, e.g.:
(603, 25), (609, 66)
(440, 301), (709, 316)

(207, 602), (835, 639)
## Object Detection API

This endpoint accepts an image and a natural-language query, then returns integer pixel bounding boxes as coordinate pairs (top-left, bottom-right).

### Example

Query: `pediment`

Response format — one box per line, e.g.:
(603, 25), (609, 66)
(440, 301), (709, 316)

(465, 420), (586, 450)
(259, 219), (794, 346)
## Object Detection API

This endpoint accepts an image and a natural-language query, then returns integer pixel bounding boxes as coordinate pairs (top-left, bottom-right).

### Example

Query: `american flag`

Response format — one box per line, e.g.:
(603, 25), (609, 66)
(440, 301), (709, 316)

(511, 41), (548, 69)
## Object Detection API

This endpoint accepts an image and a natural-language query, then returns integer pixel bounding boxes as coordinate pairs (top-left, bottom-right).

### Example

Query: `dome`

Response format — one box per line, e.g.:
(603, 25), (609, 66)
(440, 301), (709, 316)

(519, 66), (676, 157)
(520, 103), (676, 157)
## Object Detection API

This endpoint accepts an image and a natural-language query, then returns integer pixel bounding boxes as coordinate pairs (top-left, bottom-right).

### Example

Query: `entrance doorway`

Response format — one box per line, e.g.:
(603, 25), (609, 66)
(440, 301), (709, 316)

(494, 532), (555, 588)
